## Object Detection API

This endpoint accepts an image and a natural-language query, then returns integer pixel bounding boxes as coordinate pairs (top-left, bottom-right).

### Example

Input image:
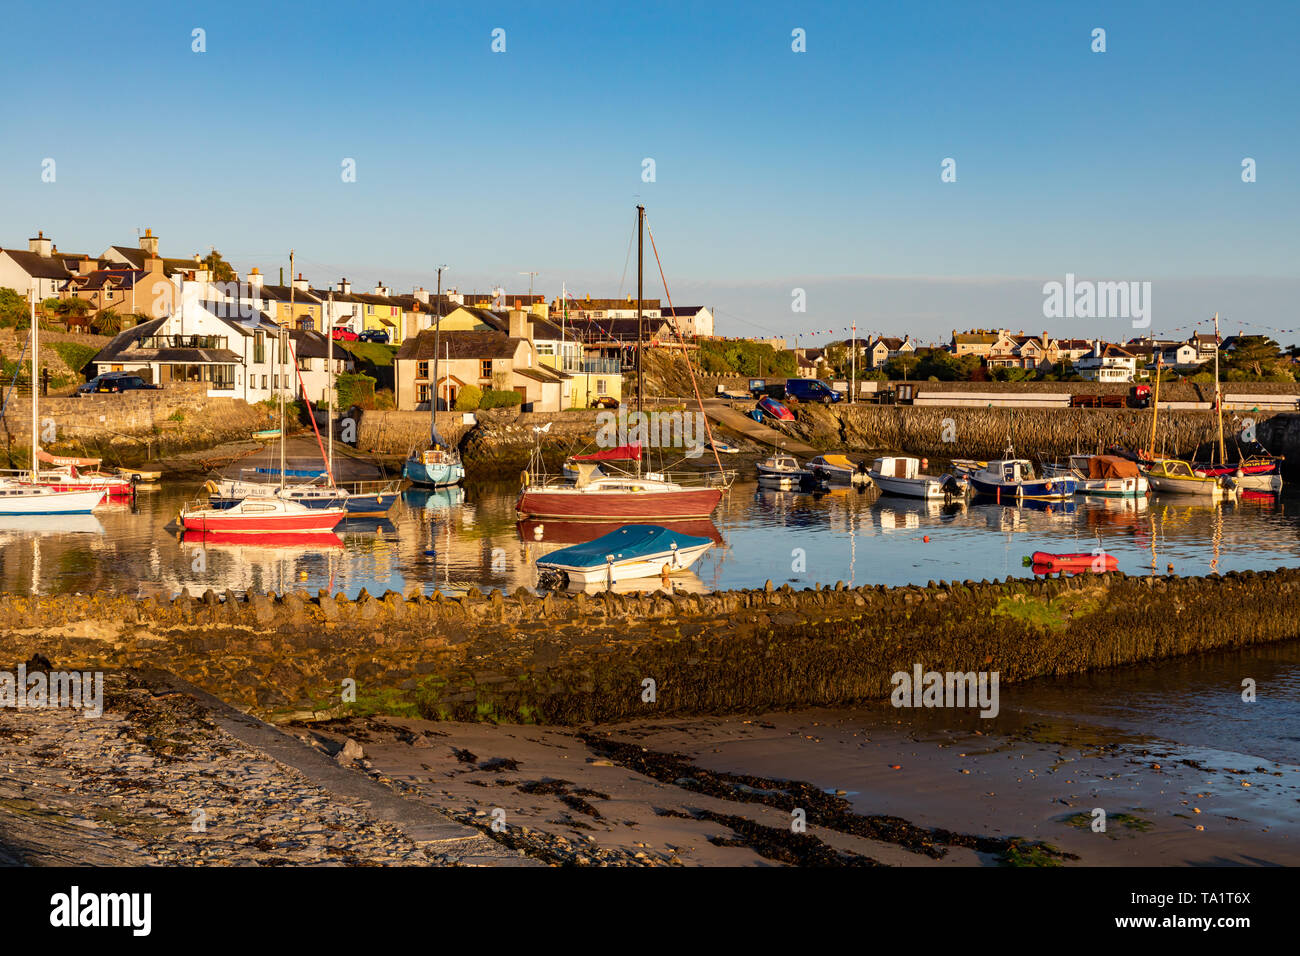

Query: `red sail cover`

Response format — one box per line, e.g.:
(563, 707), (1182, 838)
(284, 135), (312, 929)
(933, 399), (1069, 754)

(573, 444), (642, 462)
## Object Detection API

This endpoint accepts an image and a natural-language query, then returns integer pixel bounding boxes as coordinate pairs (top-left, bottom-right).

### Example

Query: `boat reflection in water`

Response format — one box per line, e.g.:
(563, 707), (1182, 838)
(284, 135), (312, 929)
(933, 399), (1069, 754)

(177, 529), (345, 596)
(873, 496), (967, 533)
(402, 486), (466, 513)
(0, 514), (105, 536)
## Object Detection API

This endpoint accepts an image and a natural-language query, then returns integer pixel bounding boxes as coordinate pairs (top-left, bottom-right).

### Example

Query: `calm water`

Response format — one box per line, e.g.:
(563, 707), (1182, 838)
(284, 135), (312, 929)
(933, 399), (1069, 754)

(2, 480), (1300, 598)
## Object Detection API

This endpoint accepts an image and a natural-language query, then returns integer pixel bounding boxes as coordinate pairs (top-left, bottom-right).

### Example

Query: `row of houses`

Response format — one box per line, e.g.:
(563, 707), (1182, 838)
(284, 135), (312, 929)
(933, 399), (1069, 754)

(796, 328), (1241, 383)
(2, 229), (724, 412)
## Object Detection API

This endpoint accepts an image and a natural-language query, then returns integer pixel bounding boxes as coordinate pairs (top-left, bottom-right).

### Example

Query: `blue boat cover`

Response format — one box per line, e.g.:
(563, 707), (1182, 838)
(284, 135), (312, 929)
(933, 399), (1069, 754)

(539, 525), (712, 570)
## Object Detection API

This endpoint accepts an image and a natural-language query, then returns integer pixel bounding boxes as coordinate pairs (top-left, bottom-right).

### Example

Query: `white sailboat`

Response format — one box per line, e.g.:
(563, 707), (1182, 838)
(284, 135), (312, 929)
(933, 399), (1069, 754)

(2, 293), (106, 515)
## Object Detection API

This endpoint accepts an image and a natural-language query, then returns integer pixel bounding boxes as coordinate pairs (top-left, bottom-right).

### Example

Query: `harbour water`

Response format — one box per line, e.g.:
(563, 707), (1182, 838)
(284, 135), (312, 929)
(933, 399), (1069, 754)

(2, 480), (1300, 598)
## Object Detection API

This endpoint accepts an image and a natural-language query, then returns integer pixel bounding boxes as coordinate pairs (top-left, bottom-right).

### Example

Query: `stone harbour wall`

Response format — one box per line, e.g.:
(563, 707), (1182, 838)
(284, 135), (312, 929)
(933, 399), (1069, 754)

(0, 383), (273, 467)
(3, 567), (1297, 725)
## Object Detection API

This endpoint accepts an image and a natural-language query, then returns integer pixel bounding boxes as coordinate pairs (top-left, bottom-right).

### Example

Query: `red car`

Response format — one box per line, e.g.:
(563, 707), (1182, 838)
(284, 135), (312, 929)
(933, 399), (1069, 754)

(331, 327), (359, 341)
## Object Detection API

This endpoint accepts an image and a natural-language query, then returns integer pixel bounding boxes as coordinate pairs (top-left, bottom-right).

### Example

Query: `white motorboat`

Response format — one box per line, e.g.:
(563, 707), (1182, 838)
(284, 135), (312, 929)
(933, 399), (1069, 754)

(805, 454), (871, 487)
(868, 456), (968, 499)
(535, 524), (713, 588)
(756, 453), (806, 483)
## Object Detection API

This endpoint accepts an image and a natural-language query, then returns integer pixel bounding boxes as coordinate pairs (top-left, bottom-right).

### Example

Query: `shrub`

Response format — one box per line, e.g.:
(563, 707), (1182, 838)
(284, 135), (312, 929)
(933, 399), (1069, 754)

(336, 372), (376, 409)
(455, 384), (483, 410)
(479, 388), (523, 409)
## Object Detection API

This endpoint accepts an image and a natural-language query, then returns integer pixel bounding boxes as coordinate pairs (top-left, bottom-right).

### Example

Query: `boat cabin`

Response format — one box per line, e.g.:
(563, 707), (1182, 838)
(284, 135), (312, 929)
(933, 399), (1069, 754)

(871, 456), (920, 479)
(985, 459), (1036, 482)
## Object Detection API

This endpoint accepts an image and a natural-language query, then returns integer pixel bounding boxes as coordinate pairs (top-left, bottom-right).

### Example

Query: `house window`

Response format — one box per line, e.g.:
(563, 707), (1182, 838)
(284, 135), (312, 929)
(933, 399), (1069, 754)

(480, 360), (492, 379)
(417, 383), (431, 404)
(417, 361), (429, 378)
(367, 305), (373, 315)
(254, 332), (265, 364)
(262, 375), (268, 389)
(297, 357), (311, 371)
(596, 379), (607, 393)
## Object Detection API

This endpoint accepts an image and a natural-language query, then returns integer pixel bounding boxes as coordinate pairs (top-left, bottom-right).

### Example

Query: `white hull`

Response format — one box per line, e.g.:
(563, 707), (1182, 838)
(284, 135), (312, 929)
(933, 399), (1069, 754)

(0, 486), (106, 514)
(869, 474), (948, 499)
(1074, 476), (1149, 496)
(539, 541), (712, 585)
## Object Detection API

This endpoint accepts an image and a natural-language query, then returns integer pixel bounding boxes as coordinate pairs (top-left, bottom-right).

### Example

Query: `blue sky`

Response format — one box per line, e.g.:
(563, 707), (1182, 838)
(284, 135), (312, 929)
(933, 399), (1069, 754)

(2, 1), (1296, 344)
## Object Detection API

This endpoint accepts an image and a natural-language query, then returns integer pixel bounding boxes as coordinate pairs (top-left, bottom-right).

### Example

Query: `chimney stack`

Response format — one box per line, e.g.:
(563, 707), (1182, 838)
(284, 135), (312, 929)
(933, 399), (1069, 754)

(246, 267), (265, 290)
(140, 228), (159, 256)
(338, 277), (352, 295)
(413, 287), (429, 304)
(28, 231), (52, 257)
(292, 272), (310, 293)
(508, 308), (530, 340)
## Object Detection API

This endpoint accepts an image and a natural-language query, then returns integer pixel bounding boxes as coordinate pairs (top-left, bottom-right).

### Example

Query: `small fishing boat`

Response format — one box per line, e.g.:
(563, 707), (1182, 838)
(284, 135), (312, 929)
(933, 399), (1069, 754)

(708, 438), (740, 454)
(403, 447), (465, 487)
(179, 495), (345, 534)
(756, 453), (806, 483)
(868, 456), (968, 499)
(1141, 458), (1238, 498)
(1025, 550), (1118, 573)
(806, 454), (871, 487)
(1044, 454), (1148, 497)
(967, 459), (1075, 501)
(253, 428), (282, 441)
(535, 524), (713, 588)
(114, 466), (161, 483)
(1191, 457), (1283, 493)
(0, 480), (105, 515)
(756, 396), (795, 421)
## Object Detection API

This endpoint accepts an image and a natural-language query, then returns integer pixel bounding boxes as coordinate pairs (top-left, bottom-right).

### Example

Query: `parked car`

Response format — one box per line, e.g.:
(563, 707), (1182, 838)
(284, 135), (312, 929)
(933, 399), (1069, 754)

(76, 373), (161, 396)
(590, 395), (619, 409)
(784, 378), (842, 404)
(357, 329), (390, 343)
(331, 326), (359, 341)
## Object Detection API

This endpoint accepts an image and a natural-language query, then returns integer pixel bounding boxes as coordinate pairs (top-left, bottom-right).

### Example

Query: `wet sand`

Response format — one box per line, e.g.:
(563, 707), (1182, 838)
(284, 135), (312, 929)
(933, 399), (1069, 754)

(300, 691), (1297, 866)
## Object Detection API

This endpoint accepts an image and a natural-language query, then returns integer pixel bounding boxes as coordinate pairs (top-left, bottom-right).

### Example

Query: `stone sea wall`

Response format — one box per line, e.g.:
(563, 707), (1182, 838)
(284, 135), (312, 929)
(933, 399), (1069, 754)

(3, 568), (1297, 725)
(0, 383), (273, 467)
(793, 404), (1287, 470)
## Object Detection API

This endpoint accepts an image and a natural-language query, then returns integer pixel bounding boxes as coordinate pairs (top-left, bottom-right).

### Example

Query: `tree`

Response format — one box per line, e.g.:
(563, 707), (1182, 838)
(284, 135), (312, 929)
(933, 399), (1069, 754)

(0, 288), (28, 328)
(1226, 335), (1280, 378)
(199, 249), (237, 282)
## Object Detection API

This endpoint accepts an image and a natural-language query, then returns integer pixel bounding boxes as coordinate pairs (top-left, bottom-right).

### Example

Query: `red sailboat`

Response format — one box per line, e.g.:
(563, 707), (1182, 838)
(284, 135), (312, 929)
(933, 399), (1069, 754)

(515, 204), (735, 523)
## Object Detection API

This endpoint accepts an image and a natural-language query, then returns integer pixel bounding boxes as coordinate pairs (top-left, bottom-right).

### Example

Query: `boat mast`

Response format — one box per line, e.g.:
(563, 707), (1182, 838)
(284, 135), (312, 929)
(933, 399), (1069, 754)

(327, 288), (334, 485)
(281, 249), (292, 492)
(433, 264), (445, 442)
(1213, 311), (1226, 466)
(636, 204), (644, 416)
(29, 290), (38, 481)
(1148, 350), (1162, 457)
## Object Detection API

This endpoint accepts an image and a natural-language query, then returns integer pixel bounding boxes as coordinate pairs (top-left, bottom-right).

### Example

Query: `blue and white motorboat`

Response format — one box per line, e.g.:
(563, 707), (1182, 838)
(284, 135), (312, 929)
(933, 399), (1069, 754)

(535, 524), (714, 588)
(967, 458), (1076, 501)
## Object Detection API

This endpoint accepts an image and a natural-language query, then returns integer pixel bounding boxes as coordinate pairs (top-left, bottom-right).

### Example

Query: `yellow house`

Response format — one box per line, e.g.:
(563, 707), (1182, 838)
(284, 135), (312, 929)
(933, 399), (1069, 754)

(251, 272), (323, 330)
(355, 285), (406, 344)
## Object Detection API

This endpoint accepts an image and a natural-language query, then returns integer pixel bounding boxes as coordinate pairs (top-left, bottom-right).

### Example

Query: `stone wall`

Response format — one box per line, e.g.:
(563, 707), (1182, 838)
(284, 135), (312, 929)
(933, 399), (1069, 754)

(0, 383), (273, 466)
(3, 568), (1297, 725)
(794, 404), (1284, 470)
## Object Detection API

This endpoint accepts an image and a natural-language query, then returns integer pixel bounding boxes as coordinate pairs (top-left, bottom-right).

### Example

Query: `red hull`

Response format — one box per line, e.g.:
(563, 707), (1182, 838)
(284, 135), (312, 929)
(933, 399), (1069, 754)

(516, 487), (722, 521)
(181, 512), (344, 533)
(33, 479), (133, 498)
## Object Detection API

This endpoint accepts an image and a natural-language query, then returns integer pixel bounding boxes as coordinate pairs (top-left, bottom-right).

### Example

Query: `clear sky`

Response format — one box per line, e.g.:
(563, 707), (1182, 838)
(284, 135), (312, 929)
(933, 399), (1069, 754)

(2, 1), (1296, 345)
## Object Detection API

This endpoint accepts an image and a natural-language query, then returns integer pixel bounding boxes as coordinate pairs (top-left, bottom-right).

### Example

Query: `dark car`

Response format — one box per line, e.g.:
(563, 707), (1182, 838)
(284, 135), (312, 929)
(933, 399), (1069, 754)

(76, 373), (161, 396)
(358, 329), (390, 343)
(784, 378), (842, 404)
(590, 395), (619, 409)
